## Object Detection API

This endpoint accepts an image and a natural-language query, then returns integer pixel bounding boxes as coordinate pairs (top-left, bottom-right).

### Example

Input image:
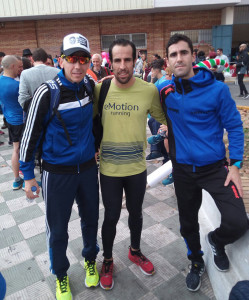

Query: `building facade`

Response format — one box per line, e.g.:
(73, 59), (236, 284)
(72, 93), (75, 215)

(0, 0), (248, 61)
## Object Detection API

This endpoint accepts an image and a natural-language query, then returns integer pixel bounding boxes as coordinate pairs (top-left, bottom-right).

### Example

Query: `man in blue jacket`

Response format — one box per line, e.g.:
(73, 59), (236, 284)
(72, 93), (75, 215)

(19, 33), (99, 300)
(157, 34), (248, 293)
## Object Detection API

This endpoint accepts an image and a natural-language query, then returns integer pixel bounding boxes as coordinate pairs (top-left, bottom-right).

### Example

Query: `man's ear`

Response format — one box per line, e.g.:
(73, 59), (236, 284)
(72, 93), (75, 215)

(58, 57), (64, 69)
(192, 52), (195, 64)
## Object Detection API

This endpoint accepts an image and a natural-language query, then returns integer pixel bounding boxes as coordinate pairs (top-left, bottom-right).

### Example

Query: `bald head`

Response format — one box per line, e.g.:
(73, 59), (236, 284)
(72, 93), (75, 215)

(92, 53), (102, 72)
(239, 44), (247, 51)
(2, 55), (19, 78)
(2, 55), (18, 69)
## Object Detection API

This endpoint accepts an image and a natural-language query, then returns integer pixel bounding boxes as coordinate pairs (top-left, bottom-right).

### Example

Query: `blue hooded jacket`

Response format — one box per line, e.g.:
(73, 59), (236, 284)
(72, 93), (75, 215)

(157, 67), (244, 167)
(20, 70), (95, 179)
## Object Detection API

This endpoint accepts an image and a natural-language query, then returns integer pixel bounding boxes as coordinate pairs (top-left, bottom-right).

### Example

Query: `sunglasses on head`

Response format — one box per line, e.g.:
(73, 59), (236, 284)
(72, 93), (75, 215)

(61, 55), (90, 65)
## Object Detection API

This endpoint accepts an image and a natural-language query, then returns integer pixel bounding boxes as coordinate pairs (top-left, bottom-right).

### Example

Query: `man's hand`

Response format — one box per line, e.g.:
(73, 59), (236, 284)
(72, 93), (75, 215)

(24, 178), (40, 200)
(224, 165), (243, 198)
(95, 151), (99, 163)
(158, 124), (168, 134)
(98, 75), (114, 83)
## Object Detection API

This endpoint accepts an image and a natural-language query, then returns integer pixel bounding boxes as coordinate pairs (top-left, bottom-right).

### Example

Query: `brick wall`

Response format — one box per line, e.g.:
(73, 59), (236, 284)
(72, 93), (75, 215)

(0, 10), (221, 59)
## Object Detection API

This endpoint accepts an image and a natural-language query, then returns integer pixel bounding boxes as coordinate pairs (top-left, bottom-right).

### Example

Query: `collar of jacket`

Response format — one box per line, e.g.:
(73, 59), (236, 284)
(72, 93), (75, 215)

(173, 67), (214, 94)
(58, 69), (85, 91)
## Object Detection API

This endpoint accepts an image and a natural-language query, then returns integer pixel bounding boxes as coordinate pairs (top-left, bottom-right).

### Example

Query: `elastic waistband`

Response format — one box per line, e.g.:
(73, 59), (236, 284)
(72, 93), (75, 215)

(172, 159), (226, 172)
(42, 157), (96, 174)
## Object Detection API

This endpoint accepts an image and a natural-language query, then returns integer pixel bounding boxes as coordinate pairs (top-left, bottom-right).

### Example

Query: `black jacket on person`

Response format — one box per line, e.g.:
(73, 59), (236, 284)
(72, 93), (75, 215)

(236, 49), (249, 74)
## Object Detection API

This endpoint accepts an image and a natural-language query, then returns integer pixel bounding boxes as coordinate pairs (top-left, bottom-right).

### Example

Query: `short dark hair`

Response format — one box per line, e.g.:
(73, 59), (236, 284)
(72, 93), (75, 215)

(153, 54), (161, 59)
(151, 59), (164, 70)
(0, 52), (5, 57)
(197, 51), (205, 58)
(22, 57), (32, 70)
(32, 48), (48, 63)
(217, 48), (223, 52)
(166, 34), (193, 58)
(109, 39), (136, 63)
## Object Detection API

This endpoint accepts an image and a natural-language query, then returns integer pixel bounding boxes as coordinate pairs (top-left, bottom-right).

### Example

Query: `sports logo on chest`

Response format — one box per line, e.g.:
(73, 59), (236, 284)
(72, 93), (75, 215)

(104, 101), (139, 117)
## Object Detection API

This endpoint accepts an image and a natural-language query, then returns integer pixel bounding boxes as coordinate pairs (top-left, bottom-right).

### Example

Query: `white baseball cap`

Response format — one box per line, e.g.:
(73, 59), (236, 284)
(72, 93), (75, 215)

(61, 33), (91, 57)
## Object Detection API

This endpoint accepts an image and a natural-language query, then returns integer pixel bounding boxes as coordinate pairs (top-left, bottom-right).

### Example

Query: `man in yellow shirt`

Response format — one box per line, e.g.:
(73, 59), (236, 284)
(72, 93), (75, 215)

(94, 39), (166, 290)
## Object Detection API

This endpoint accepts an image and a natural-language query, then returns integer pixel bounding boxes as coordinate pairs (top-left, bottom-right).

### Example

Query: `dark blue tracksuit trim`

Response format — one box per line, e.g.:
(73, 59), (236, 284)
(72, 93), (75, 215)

(42, 164), (99, 278)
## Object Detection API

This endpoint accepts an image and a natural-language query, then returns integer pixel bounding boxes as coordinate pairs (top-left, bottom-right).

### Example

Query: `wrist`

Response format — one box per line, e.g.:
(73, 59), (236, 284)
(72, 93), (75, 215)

(230, 160), (243, 169)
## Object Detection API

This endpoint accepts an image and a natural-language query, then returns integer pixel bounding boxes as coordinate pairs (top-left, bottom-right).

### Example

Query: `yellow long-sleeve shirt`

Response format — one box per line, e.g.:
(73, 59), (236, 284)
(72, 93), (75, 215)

(94, 77), (166, 177)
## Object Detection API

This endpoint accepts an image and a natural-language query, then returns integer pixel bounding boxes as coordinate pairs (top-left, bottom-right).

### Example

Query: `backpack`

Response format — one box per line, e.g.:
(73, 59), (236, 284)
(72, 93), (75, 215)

(92, 78), (112, 150)
(35, 76), (93, 172)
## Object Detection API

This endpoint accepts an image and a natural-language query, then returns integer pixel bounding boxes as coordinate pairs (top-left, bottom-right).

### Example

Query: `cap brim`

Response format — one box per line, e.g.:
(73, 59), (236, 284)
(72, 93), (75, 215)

(63, 47), (91, 57)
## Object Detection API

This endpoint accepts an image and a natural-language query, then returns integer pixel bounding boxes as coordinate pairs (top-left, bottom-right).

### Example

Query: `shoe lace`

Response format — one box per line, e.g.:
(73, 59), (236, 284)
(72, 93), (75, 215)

(132, 249), (148, 262)
(211, 242), (225, 257)
(86, 260), (96, 276)
(59, 276), (68, 293)
(103, 260), (113, 274)
(189, 262), (204, 275)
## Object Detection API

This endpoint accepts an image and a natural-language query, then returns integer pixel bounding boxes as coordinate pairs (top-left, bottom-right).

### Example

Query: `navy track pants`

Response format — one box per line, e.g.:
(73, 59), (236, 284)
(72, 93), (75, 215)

(42, 164), (99, 278)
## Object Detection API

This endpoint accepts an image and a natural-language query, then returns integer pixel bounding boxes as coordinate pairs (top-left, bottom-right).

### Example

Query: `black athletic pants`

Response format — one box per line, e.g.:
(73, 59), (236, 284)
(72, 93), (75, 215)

(100, 170), (147, 259)
(238, 74), (248, 95)
(173, 160), (248, 262)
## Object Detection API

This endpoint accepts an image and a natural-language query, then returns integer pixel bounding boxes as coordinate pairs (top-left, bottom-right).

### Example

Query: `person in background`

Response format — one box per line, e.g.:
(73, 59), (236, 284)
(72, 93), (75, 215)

(90, 53), (111, 82)
(18, 48), (59, 112)
(22, 57), (32, 70)
(22, 48), (33, 64)
(45, 54), (54, 67)
(234, 43), (249, 99)
(134, 50), (143, 78)
(215, 48), (229, 82)
(14, 56), (23, 81)
(0, 52), (7, 137)
(0, 55), (24, 189)
(197, 50), (206, 62)
(147, 59), (169, 162)
(0, 51), (6, 74)
(101, 51), (111, 68)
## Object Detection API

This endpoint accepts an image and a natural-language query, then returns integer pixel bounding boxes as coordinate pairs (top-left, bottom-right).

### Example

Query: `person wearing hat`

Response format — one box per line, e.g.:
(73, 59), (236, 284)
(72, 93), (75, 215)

(19, 33), (99, 300)
(22, 48), (33, 63)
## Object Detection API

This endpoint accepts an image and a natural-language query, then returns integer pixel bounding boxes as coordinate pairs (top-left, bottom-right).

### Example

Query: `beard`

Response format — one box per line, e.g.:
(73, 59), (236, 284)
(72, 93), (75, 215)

(115, 71), (133, 85)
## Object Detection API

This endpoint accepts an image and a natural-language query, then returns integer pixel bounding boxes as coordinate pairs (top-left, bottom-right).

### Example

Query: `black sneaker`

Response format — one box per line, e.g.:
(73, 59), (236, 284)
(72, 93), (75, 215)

(244, 94), (249, 99)
(237, 94), (244, 97)
(186, 261), (205, 292)
(206, 231), (229, 272)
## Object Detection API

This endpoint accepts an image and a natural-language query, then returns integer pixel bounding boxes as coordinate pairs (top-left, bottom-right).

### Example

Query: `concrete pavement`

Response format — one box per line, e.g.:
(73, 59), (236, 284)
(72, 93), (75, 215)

(0, 115), (216, 300)
(226, 79), (249, 107)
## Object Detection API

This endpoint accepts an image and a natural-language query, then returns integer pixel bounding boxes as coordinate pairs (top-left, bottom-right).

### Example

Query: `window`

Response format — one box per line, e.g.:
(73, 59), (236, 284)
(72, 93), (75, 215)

(101, 33), (147, 50)
(171, 29), (212, 45)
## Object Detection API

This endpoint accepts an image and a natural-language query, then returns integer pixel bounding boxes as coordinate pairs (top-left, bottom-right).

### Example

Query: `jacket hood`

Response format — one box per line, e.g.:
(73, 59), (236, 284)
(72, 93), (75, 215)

(58, 69), (85, 91)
